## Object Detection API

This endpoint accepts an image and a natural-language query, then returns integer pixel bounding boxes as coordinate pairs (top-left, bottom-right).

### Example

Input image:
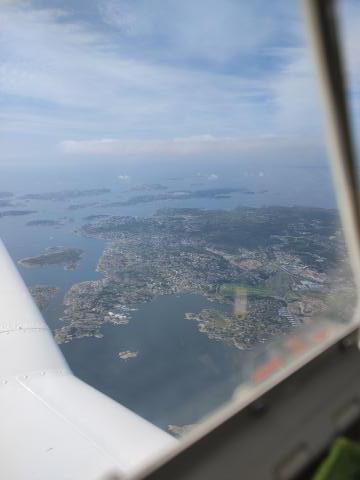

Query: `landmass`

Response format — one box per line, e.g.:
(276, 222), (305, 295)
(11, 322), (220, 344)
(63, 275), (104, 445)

(0, 192), (13, 198)
(26, 219), (65, 227)
(118, 350), (138, 360)
(83, 214), (110, 221)
(102, 187), (254, 208)
(185, 299), (296, 349)
(0, 210), (36, 218)
(55, 206), (354, 345)
(67, 202), (99, 210)
(19, 246), (83, 270)
(21, 188), (110, 201)
(29, 285), (60, 311)
(0, 199), (15, 207)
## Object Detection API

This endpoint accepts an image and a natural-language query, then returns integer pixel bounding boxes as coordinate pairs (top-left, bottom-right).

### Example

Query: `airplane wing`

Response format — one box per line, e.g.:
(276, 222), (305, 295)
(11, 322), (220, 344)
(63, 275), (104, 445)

(0, 240), (176, 480)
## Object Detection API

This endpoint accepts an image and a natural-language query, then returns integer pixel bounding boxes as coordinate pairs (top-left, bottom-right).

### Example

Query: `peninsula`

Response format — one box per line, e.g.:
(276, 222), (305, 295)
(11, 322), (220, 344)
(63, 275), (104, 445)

(55, 206), (354, 346)
(29, 285), (60, 311)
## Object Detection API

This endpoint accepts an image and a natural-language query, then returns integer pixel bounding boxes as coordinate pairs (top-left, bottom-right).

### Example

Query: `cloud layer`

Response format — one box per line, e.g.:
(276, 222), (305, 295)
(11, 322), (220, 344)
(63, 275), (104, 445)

(61, 135), (259, 156)
(2, 0), (356, 163)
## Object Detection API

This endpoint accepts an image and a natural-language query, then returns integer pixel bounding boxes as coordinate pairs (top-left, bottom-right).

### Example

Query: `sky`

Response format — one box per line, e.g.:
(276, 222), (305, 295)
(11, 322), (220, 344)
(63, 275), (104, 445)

(340, 0), (360, 158)
(0, 0), (358, 167)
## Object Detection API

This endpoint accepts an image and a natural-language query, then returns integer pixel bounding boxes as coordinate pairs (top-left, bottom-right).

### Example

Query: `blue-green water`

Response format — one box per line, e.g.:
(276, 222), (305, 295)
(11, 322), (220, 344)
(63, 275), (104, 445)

(61, 294), (242, 429)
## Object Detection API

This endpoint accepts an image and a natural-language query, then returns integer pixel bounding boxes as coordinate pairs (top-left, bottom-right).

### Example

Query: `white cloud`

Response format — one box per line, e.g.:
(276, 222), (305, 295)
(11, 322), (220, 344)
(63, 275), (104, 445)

(118, 174), (130, 181)
(98, 0), (291, 63)
(60, 135), (246, 156)
(0, 0), (281, 153)
(60, 134), (319, 159)
(1, 0), (349, 164)
(207, 173), (219, 181)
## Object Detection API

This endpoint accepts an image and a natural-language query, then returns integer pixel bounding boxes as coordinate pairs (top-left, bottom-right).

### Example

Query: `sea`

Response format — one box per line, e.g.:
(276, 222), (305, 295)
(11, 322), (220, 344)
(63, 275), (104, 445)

(0, 159), (339, 430)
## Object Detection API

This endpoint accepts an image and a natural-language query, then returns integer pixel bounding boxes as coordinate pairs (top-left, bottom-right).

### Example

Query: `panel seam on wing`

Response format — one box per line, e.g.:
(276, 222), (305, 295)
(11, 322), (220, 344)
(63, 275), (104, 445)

(15, 375), (125, 470)
(0, 327), (49, 334)
(0, 368), (69, 388)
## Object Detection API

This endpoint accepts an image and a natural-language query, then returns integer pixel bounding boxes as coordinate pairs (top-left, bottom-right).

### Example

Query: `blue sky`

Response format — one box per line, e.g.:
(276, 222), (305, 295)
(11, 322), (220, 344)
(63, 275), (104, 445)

(1, 0), (355, 166)
(340, 0), (360, 158)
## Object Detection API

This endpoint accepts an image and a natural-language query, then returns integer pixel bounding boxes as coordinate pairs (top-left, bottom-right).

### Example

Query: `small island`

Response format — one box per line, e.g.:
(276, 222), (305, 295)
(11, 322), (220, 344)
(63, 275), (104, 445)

(29, 285), (60, 312)
(0, 210), (36, 218)
(118, 350), (138, 360)
(102, 187), (254, 208)
(84, 214), (110, 221)
(26, 219), (64, 227)
(0, 199), (15, 207)
(19, 246), (83, 270)
(21, 188), (110, 202)
(67, 202), (99, 211)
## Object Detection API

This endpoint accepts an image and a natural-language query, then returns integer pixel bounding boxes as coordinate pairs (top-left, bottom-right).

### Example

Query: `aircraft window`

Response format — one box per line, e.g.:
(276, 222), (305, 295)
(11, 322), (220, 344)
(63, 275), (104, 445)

(0, 0), (357, 440)
(338, 0), (360, 173)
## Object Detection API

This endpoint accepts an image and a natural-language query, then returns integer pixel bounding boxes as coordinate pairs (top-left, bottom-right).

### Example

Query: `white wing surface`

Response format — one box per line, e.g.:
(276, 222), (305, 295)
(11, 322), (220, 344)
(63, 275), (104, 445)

(0, 240), (175, 480)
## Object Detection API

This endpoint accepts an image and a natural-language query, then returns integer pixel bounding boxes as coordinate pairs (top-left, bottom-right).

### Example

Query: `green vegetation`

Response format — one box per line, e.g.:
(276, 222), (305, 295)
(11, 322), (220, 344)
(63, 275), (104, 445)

(265, 271), (293, 298)
(314, 437), (360, 480)
(219, 272), (293, 300)
(219, 283), (272, 299)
